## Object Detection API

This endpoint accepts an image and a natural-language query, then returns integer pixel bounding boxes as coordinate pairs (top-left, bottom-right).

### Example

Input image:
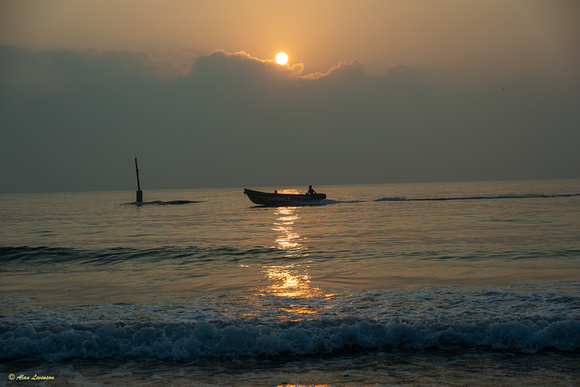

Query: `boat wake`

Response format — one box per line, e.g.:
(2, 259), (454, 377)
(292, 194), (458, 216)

(375, 193), (580, 202)
(324, 199), (367, 205)
(250, 192), (579, 207)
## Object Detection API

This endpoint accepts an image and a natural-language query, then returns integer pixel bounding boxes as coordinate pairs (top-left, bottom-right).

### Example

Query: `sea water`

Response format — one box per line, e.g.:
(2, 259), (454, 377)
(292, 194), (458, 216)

(1, 180), (579, 386)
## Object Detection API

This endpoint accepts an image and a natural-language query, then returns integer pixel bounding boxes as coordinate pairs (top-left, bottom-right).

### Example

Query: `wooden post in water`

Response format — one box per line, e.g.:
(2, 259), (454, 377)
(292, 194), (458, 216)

(135, 156), (143, 202)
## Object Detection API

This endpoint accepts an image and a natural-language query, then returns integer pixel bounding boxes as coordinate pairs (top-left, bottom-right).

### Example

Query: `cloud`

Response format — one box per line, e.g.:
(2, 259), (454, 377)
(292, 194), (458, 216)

(1, 47), (579, 193)
(194, 50), (305, 78)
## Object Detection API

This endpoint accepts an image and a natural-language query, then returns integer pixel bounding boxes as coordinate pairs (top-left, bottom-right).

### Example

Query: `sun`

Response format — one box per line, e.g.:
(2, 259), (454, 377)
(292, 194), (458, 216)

(275, 52), (288, 65)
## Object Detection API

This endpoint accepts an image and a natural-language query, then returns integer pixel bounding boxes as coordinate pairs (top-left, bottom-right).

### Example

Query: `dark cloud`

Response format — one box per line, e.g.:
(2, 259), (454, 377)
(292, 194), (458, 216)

(1, 47), (578, 193)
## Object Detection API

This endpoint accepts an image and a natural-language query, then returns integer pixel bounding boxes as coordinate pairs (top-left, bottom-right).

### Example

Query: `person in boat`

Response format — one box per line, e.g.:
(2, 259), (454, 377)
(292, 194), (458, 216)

(307, 185), (317, 194)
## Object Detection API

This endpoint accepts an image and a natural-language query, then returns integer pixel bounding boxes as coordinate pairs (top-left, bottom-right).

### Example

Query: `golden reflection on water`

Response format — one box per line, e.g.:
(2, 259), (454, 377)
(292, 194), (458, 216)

(272, 206), (304, 257)
(262, 264), (322, 317)
(264, 265), (314, 299)
(277, 385), (333, 387)
(259, 207), (327, 316)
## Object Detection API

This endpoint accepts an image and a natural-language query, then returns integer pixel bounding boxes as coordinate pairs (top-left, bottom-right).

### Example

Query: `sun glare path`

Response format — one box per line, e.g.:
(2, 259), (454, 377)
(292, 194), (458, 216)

(275, 52), (288, 65)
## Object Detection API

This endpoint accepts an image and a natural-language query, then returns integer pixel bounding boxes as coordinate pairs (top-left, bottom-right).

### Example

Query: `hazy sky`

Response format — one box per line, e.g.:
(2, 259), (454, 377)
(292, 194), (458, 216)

(1, 0), (579, 193)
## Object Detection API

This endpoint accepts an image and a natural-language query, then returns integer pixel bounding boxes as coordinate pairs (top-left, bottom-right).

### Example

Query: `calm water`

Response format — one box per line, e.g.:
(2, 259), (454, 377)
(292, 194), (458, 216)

(1, 180), (579, 385)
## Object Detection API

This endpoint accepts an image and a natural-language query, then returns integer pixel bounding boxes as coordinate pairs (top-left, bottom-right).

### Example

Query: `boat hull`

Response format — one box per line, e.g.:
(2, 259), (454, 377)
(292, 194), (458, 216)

(244, 189), (327, 206)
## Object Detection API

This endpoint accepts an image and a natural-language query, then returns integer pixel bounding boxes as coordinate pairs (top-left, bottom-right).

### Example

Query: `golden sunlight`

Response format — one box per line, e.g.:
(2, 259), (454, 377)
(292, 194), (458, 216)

(272, 207), (302, 255)
(275, 52), (288, 65)
(264, 264), (318, 301)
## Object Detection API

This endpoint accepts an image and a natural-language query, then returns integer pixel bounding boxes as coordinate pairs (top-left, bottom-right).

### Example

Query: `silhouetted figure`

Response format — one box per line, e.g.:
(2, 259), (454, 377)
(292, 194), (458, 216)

(307, 185), (316, 194)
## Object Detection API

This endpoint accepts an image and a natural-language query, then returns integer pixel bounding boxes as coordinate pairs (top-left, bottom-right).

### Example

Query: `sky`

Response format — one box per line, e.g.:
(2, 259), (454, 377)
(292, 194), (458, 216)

(1, 0), (579, 193)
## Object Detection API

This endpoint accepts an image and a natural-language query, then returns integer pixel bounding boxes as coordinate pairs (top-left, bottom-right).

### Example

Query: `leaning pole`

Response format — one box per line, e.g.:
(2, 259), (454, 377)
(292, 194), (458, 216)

(135, 156), (143, 202)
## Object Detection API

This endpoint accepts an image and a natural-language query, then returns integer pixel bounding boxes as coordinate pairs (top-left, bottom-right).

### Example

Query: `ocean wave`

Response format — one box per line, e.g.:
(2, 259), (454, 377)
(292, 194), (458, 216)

(2, 245), (578, 273)
(405, 248), (580, 262)
(0, 246), (284, 270)
(1, 317), (579, 362)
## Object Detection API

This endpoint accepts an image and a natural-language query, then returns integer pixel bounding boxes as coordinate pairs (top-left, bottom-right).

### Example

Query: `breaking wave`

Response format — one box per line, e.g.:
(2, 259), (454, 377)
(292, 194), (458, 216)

(2, 317), (579, 362)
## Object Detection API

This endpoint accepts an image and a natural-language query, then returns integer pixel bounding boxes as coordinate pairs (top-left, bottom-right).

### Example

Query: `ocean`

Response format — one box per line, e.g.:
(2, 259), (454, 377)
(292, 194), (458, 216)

(1, 179), (579, 386)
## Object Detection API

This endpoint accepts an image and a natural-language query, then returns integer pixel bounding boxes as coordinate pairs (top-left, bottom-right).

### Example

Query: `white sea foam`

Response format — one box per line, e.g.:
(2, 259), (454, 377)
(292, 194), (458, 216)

(2, 284), (579, 362)
(2, 317), (579, 362)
